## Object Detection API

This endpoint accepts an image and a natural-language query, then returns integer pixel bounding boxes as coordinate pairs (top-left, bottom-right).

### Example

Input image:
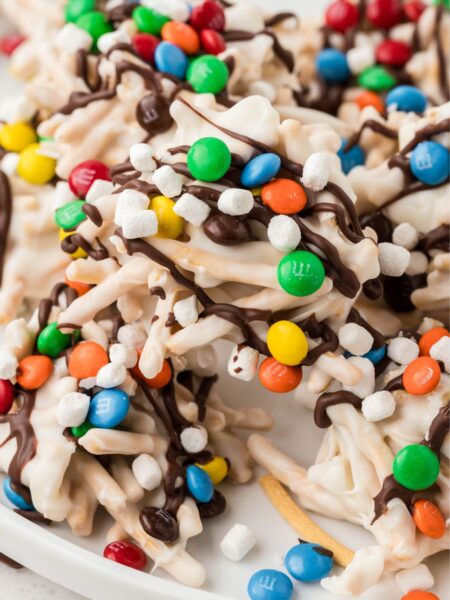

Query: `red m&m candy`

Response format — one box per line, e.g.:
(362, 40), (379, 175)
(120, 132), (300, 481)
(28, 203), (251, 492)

(0, 34), (26, 56)
(68, 160), (111, 199)
(402, 356), (441, 395)
(366, 0), (403, 29)
(404, 1), (427, 22)
(200, 29), (226, 55)
(132, 33), (159, 63)
(190, 1), (225, 32)
(103, 541), (147, 570)
(325, 0), (359, 33)
(376, 40), (411, 67)
(0, 380), (14, 415)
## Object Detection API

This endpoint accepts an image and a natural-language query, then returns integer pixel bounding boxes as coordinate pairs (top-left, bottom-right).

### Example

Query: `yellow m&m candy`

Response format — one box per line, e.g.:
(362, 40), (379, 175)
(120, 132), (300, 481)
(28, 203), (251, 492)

(59, 229), (87, 260)
(0, 122), (37, 153)
(150, 195), (184, 239)
(196, 456), (228, 485)
(267, 320), (308, 366)
(17, 143), (56, 184)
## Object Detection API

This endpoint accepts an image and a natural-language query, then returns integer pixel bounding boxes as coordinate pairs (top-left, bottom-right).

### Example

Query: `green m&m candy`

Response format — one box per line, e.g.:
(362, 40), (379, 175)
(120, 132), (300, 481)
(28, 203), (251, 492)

(393, 444), (440, 491)
(37, 322), (79, 358)
(357, 66), (396, 92)
(71, 421), (93, 437)
(433, 0), (449, 9)
(64, 0), (95, 23)
(132, 6), (170, 36)
(76, 11), (113, 50)
(55, 200), (86, 230)
(187, 137), (231, 182)
(187, 55), (229, 94)
(277, 250), (325, 297)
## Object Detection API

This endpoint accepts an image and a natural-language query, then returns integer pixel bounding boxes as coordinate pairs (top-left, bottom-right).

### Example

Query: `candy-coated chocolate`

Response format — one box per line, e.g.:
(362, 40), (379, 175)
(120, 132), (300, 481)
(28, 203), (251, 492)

(267, 321), (308, 366)
(3, 477), (33, 510)
(419, 327), (449, 356)
(413, 499), (446, 538)
(284, 542), (333, 582)
(76, 11), (113, 50)
(403, 0), (427, 21)
(0, 379), (14, 415)
(37, 322), (76, 359)
(241, 153), (281, 188)
(261, 179), (307, 214)
(131, 357), (172, 388)
(150, 195), (184, 239)
(17, 144), (56, 185)
(64, 277), (91, 296)
(376, 40), (411, 67)
(403, 356), (441, 395)
(200, 29), (226, 55)
(186, 465), (214, 503)
(316, 48), (350, 83)
(401, 591), (439, 600)
(68, 159), (110, 198)
(338, 139), (365, 174)
(71, 421), (93, 437)
(259, 358), (303, 393)
(277, 250), (326, 297)
(132, 33), (159, 63)
(247, 569), (293, 600)
(356, 344), (386, 365)
(325, 0), (359, 32)
(68, 341), (109, 379)
(88, 389), (130, 429)
(393, 444), (440, 490)
(410, 141), (450, 186)
(132, 6), (170, 36)
(17, 355), (53, 390)
(55, 200), (86, 230)
(355, 91), (384, 112)
(196, 456), (228, 485)
(161, 21), (200, 54)
(59, 229), (88, 260)
(65, 0), (95, 23)
(366, 0), (403, 29)
(103, 541), (147, 570)
(0, 122), (37, 153)
(357, 65), (396, 91)
(187, 137), (231, 182)
(154, 41), (188, 79)
(386, 85), (427, 113)
(0, 34), (26, 56)
(190, 1), (225, 32)
(187, 54), (229, 94)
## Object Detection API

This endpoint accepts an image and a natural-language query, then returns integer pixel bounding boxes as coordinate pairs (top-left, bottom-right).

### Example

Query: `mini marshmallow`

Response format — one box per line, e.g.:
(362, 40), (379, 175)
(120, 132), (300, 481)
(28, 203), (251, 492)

(220, 524), (256, 562)
(395, 564), (434, 594)
(173, 193), (210, 226)
(152, 165), (183, 198)
(56, 392), (90, 428)
(97, 29), (131, 55)
(122, 209), (158, 239)
(142, 0), (190, 21)
(109, 343), (138, 369)
(430, 335), (450, 372)
(343, 356), (375, 398)
(346, 45), (375, 75)
(117, 324), (147, 349)
(79, 377), (97, 390)
(180, 426), (208, 453)
(227, 345), (259, 382)
(405, 251), (428, 276)
(378, 243), (411, 277)
(96, 362), (127, 389)
(247, 81), (277, 102)
(362, 391), (396, 422)
(0, 153), (19, 177)
(392, 222), (419, 250)
(129, 143), (156, 173)
(418, 317), (445, 334)
(52, 181), (77, 210)
(302, 152), (332, 191)
(0, 348), (18, 379)
(387, 337), (419, 365)
(55, 23), (93, 53)
(85, 179), (115, 203)
(173, 296), (198, 327)
(132, 454), (162, 491)
(114, 189), (150, 226)
(218, 188), (254, 216)
(338, 323), (374, 356)
(267, 215), (301, 253)
(0, 95), (36, 125)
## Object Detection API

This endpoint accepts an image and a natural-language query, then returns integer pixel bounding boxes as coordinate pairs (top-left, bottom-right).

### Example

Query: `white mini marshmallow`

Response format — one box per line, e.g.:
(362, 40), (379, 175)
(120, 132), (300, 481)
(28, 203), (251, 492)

(0, 348), (18, 379)
(152, 165), (183, 198)
(129, 143), (156, 173)
(122, 209), (158, 239)
(395, 564), (434, 594)
(343, 357), (375, 398)
(302, 152), (332, 191)
(96, 362), (127, 389)
(117, 324), (147, 349)
(218, 188), (254, 216)
(338, 323), (374, 356)
(387, 337), (419, 365)
(173, 296), (198, 327)
(347, 45), (375, 74)
(228, 345), (259, 382)
(56, 392), (90, 428)
(85, 179), (115, 203)
(247, 81), (277, 102)
(79, 377), (97, 390)
(132, 454), (162, 491)
(220, 524), (256, 562)
(180, 426), (208, 453)
(173, 193), (210, 226)
(418, 317), (444, 334)
(109, 343), (138, 368)
(114, 189), (150, 226)
(55, 23), (93, 53)
(392, 222), (419, 250)
(267, 215), (301, 253)
(362, 391), (396, 422)
(405, 251), (428, 276)
(97, 29), (131, 55)
(142, 0), (190, 22)
(378, 243), (411, 277)
(0, 153), (19, 176)
(430, 335), (450, 372)
(52, 181), (77, 210)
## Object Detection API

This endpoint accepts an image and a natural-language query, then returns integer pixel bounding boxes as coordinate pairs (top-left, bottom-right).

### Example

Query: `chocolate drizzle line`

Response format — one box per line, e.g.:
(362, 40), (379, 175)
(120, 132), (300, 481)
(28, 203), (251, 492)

(314, 391), (362, 428)
(300, 316), (338, 367)
(346, 308), (385, 348)
(344, 120), (398, 152)
(0, 171), (12, 287)
(0, 553), (23, 569)
(222, 29), (294, 72)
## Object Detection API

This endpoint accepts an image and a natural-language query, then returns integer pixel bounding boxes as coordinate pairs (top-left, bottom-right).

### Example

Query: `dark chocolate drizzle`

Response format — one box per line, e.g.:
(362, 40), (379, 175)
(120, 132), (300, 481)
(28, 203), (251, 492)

(314, 391), (362, 428)
(0, 171), (13, 287)
(344, 120), (398, 152)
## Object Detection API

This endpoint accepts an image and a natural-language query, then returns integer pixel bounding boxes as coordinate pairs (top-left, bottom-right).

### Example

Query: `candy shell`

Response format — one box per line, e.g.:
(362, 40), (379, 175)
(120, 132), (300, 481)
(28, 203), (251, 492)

(17, 355), (53, 390)
(3, 477), (33, 510)
(71, 421), (93, 438)
(419, 327), (449, 356)
(17, 144), (56, 185)
(0, 34), (26, 56)
(325, 0), (359, 32)
(355, 91), (384, 113)
(0, 122), (37, 153)
(0, 380), (14, 415)
(393, 444), (440, 490)
(68, 159), (110, 198)
(150, 195), (184, 239)
(200, 29), (226, 55)
(401, 591), (439, 600)
(337, 139), (365, 174)
(187, 137), (231, 182)
(284, 542), (333, 582)
(267, 321), (308, 366)
(261, 179), (307, 214)
(259, 358), (303, 393)
(55, 200), (86, 230)
(187, 54), (229, 94)
(65, 0), (95, 23)
(241, 153), (281, 188)
(316, 48), (350, 83)
(410, 141), (450, 186)
(132, 6), (170, 36)
(68, 341), (109, 379)
(196, 456), (229, 485)
(131, 357), (172, 388)
(186, 465), (214, 503)
(154, 41), (188, 79)
(247, 569), (293, 600)
(412, 499), (446, 538)
(277, 250), (325, 297)
(103, 541), (147, 570)
(88, 389), (130, 429)
(190, 1), (225, 32)
(161, 21), (199, 54)
(376, 40), (411, 67)
(37, 322), (76, 358)
(402, 356), (441, 395)
(76, 11), (113, 50)
(64, 277), (91, 297)
(132, 33), (159, 63)
(386, 85), (427, 113)
(366, 0), (403, 29)
(357, 65), (396, 91)
(404, 1), (427, 21)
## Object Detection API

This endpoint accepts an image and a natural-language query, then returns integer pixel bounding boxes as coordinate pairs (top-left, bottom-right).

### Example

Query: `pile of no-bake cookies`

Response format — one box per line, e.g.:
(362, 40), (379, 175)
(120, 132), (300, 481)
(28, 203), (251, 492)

(0, 0), (448, 598)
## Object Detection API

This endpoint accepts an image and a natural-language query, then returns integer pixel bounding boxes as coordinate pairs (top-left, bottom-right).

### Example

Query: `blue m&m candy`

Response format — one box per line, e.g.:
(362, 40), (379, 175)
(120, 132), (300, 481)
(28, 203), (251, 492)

(186, 465), (214, 503)
(284, 542), (333, 582)
(154, 41), (188, 79)
(3, 477), (34, 510)
(241, 153), (281, 188)
(316, 48), (350, 84)
(410, 141), (450, 186)
(247, 569), (293, 600)
(337, 139), (365, 174)
(362, 344), (386, 365)
(386, 85), (427, 114)
(88, 389), (130, 428)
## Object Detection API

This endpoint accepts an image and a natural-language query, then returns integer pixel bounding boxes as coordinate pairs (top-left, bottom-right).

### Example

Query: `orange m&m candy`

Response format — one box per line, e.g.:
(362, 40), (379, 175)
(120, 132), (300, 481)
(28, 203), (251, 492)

(17, 355), (53, 390)
(355, 90), (384, 113)
(401, 592), (439, 600)
(261, 178), (307, 215)
(161, 22), (200, 54)
(64, 277), (91, 297)
(418, 327), (449, 357)
(259, 357), (302, 393)
(412, 499), (446, 539)
(132, 357), (172, 389)
(68, 341), (109, 379)
(402, 356), (441, 395)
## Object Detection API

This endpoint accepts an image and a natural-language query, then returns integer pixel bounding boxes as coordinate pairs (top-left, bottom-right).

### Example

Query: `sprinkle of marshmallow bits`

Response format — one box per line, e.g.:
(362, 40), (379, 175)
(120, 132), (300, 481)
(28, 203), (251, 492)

(378, 243), (411, 277)
(114, 190), (150, 226)
(228, 345), (259, 381)
(220, 524), (256, 562)
(392, 223), (419, 250)
(267, 216), (301, 253)
(338, 323), (374, 356)
(218, 188), (254, 216)
(132, 454), (162, 491)
(173, 193), (210, 226)
(96, 362), (127, 389)
(387, 337), (419, 365)
(395, 564), (435, 594)
(129, 143), (156, 173)
(302, 152), (332, 191)
(122, 210), (158, 239)
(362, 391), (396, 422)
(153, 165), (183, 198)
(173, 296), (199, 327)
(85, 179), (115, 203)
(56, 392), (90, 428)
(430, 336), (450, 372)
(109, 343), (138, 369)
(346, 46), (375, 75)
(180, 426), (208, 454)
(117, 324), (147, 350)
(0, 349), (18, 379)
